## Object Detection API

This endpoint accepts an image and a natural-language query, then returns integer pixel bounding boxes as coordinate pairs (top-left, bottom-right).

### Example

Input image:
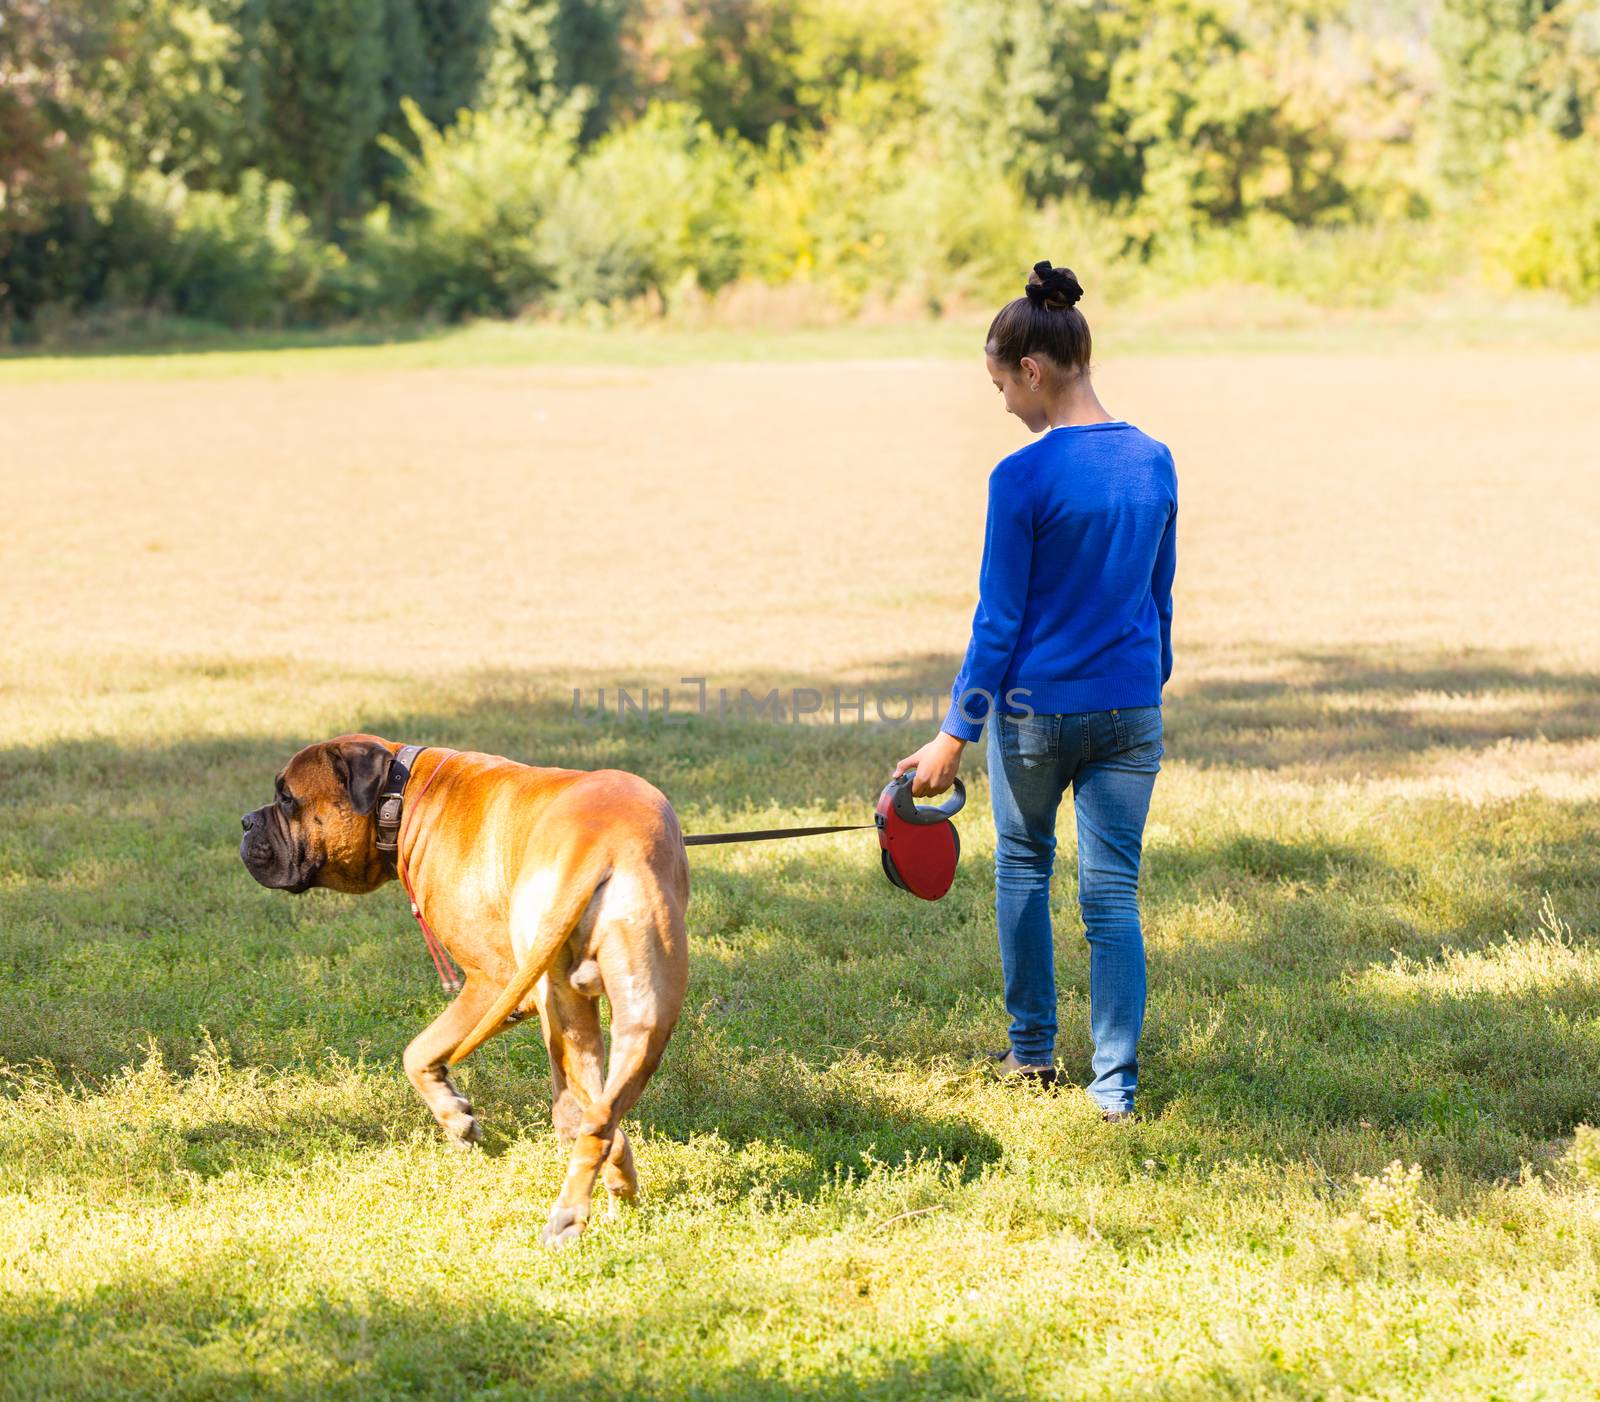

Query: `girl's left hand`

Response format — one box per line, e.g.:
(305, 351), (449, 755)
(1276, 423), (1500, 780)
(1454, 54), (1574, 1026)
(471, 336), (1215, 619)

(893, 732), (966, 797)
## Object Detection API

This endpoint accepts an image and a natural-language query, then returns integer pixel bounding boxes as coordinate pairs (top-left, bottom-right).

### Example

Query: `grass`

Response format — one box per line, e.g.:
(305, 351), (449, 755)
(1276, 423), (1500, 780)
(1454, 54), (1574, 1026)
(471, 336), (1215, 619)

(4, 288), (1600, 385)
(2, 324), (1599, 1397)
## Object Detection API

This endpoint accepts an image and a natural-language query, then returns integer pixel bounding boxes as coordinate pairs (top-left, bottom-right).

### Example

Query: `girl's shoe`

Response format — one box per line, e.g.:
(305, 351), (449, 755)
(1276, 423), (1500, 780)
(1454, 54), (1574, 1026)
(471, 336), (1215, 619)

(985, 1048), (1058, 1088)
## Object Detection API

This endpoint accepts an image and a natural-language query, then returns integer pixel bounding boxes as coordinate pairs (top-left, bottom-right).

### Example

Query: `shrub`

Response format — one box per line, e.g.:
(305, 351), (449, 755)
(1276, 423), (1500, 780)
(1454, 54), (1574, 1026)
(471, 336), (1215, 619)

(1355, 1159), (1428, 1230)
(872, 162), (1036, 312)
(371, 98), (577, 317)
(1482, 130), (1600, 302)
(118, 169), (348, 325)
(540, 103), (751, 311)
(1, 156), (346, 334)
(1565, 1124), (1600, 1184)
(739, 103), (1044, 313)
(740, 107), (911, 303)
(1146, 213), (1469, 306)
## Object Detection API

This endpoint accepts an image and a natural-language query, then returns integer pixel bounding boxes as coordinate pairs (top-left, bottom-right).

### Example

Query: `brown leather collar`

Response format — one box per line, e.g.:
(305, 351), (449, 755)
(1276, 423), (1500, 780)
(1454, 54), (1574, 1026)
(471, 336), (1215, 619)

(374, 744), (426, 858)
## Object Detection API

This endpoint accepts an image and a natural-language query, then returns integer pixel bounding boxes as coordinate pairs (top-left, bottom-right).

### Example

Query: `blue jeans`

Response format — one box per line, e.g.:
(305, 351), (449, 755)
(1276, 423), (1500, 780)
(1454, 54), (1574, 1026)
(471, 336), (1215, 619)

(985, 705), (1164, 1113)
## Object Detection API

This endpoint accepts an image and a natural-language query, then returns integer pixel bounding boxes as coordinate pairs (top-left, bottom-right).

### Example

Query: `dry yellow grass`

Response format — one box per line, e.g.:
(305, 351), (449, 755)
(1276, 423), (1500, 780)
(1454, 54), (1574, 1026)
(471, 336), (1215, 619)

(6, 343), (1598, 792)
(6, 348), (1598, 674)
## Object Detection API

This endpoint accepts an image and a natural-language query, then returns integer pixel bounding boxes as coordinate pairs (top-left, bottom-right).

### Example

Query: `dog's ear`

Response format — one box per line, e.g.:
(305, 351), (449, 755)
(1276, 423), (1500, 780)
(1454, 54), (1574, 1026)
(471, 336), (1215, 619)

(328, 738), (393, 816)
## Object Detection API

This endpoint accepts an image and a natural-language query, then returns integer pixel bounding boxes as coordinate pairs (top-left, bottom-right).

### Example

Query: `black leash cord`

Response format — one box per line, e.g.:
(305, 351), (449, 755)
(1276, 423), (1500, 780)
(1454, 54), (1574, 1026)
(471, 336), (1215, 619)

(682, 823), (873, 846)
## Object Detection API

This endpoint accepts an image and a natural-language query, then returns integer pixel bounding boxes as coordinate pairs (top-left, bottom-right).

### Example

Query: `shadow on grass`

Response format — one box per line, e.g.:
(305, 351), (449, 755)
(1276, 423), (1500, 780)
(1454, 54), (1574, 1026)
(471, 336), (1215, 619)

(1, 643), (1597, 1177)
(0, 318), (453, 362)
(0, 1266), (1030, 1401)
(537, 642), (1600, 783)
(1164, 646), (1600, 777)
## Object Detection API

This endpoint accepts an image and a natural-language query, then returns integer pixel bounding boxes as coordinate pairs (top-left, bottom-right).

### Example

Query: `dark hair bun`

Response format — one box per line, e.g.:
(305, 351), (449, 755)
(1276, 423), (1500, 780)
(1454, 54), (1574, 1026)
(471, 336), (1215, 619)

(1024, 260), (1083, 311)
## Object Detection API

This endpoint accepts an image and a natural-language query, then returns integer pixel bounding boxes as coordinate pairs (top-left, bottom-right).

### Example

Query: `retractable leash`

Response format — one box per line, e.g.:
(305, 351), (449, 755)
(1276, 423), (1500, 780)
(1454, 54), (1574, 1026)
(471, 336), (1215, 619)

(385, 756), (967, 991)
(684, 769), (967, 903)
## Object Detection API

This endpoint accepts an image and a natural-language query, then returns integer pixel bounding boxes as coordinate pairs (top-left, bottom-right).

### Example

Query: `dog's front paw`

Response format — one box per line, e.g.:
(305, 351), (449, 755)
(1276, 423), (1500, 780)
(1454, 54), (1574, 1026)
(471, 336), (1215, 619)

(540, 1205), (587, 1248)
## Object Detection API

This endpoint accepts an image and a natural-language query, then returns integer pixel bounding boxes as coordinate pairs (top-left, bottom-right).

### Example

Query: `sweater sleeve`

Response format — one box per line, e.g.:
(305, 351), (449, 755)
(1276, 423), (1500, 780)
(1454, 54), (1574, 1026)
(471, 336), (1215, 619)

(1152, 501), (1176, 686)
(941, 465), (1035, 742)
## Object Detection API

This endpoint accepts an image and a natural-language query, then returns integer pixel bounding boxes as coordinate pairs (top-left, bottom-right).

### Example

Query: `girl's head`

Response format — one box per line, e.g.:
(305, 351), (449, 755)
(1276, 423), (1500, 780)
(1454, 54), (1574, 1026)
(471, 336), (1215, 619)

(985, 261), (1091, 431)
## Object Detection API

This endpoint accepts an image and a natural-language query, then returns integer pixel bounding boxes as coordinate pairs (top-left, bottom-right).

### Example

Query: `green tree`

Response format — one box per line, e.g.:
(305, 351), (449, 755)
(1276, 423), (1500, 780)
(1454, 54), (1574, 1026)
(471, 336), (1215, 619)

(788, 0), (931, 126)
(410, 0), (496, 125)
(481, 0), (630, 138)
(1434, 0), (1562, 186)
(626, 0), (800, 142)
(925, 0), (1125, 203)
(628, 0), (930, 142)
(1532, 0), (1600, 137)
(91, 0), (251, 189)
(0, 0), (102, 237)
(1104, 0), (1355, 234)
(255, 0), (389, 226)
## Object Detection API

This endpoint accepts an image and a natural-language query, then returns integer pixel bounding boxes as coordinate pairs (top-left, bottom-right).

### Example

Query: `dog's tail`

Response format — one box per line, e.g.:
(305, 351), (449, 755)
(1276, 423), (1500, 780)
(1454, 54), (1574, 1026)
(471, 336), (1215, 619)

(448, 847), (613, 1066)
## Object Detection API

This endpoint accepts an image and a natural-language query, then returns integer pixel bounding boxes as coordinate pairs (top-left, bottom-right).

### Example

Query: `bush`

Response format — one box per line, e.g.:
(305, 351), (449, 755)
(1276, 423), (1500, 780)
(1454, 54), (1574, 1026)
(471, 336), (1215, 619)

(369, 99), (577, 317)
(540, 104), (751, 311)
(872, 162), (1036, 311)
(1144, 212), (1470, 306)
(1565, 1124), (1600, 1185)
(1482, 130), (1600, 302)
(739, 104), (1044, 313)
(115, 169), (348, 325)
(1, 157), (347, 335)
(739, 108), (912, 302)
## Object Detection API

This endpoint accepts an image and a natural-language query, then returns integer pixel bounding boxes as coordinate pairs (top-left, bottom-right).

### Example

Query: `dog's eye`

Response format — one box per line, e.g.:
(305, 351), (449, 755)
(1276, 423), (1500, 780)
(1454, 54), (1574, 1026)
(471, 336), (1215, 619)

(278, 788), (296, 814)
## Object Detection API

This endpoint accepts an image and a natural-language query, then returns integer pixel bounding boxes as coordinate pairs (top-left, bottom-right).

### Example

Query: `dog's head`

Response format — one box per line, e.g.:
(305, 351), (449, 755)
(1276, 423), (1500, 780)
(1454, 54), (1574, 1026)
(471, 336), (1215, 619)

(240, 735), (395, 894)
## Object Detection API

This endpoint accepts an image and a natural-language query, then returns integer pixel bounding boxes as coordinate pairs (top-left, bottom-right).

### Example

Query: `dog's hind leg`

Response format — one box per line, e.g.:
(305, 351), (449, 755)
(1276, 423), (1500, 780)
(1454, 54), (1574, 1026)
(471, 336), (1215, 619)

(533, 971), (640, 1211)
(531, 974), (604, 1145)
(537, 850), (688, 1247)
(540, 902), (684, 1246)
(403, 975), (503, 1147)
(541, 1007), (673, 1247)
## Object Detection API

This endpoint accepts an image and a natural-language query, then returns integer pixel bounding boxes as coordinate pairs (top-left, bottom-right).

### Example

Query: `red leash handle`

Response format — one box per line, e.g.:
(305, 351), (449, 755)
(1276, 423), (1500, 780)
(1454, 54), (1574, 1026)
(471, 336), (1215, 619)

(396, 750), (464, 993)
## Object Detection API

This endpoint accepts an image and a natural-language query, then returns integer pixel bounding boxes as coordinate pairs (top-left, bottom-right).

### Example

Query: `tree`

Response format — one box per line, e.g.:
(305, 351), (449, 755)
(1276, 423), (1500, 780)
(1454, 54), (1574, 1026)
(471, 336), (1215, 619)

(254, 0), (389, 226)
(1434, 0), (1562, 186)
(1096, 0), (1382, 235)
(1531, 0), (1600, 137)
(925, 0), (1125, 203)
(0, 0), (101, 236)
(481, 0), (631, 139)
(410, 0), (495, 126)
(91, 0), (252, 189)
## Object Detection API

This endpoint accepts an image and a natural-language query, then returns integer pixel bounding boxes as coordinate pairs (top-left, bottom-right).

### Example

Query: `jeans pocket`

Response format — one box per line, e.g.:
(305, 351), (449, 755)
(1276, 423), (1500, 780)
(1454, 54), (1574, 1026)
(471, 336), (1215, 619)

(1115, 706), (1164, 767)
(1002, 712), (1057, 769)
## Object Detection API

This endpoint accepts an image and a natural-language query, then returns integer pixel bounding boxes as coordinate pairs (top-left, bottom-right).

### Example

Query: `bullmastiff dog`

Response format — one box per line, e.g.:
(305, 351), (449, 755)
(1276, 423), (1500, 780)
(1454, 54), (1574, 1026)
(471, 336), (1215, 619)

(240, 735), (689, 1246)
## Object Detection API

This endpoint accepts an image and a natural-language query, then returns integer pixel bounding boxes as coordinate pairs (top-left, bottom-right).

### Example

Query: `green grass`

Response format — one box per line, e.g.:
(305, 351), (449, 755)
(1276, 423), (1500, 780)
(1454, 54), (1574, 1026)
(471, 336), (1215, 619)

(2, 652), (1599, 1398)
(4, 289), (1600, 384)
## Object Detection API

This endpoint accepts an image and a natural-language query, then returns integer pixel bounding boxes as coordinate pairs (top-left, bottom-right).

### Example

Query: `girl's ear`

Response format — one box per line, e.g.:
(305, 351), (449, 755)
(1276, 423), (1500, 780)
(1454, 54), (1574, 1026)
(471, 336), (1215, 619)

(1019, 355), (1043, 391)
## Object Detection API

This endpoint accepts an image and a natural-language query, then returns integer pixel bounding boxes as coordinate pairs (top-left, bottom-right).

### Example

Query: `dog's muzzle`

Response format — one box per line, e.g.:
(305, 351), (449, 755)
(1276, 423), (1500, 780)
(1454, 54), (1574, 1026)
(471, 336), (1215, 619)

(240, 808), (313, 891)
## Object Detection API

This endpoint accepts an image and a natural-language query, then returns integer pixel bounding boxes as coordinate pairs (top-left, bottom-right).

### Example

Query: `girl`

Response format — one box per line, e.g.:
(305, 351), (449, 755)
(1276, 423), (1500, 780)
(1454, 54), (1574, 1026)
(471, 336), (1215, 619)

(894, 260), (1177, 1121)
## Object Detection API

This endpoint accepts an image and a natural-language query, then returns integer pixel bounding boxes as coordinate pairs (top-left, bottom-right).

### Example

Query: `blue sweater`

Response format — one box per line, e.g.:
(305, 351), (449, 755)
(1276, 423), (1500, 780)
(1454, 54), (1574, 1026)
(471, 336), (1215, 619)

(941, 421), (1177, 742)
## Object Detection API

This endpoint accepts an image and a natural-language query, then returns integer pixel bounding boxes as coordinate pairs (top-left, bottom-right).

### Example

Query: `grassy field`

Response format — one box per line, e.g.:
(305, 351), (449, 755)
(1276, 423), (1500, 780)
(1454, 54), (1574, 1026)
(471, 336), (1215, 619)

(2, 315), (1599, 1398)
